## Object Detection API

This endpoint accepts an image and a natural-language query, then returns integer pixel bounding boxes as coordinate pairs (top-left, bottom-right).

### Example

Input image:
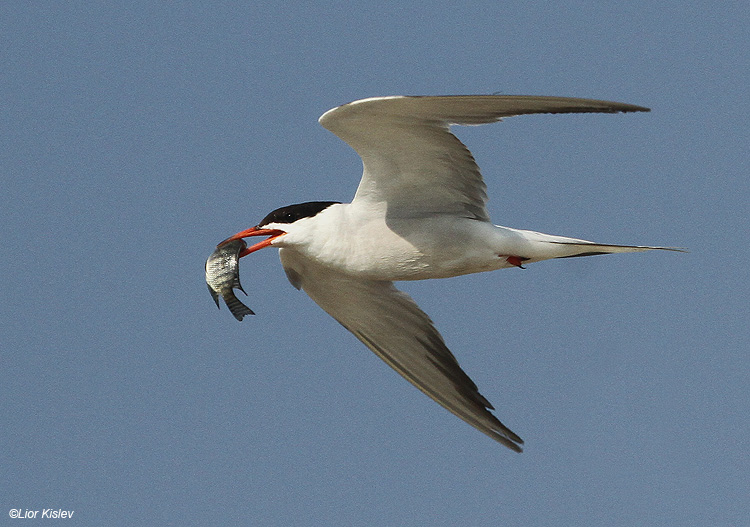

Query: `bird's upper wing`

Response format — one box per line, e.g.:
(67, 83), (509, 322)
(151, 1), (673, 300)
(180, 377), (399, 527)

(319, 95), (649, 222)
(280, 248), (523, 451)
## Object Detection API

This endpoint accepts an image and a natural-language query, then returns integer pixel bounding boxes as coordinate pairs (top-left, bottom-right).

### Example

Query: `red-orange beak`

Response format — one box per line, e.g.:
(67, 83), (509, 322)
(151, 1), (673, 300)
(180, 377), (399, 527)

(218, 227), (286, 257)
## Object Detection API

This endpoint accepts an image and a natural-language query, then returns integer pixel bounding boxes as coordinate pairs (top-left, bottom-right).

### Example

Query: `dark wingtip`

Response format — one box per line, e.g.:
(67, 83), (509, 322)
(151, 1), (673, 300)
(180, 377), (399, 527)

(506, 441), (524, 453)
(493, 425), (524, 452)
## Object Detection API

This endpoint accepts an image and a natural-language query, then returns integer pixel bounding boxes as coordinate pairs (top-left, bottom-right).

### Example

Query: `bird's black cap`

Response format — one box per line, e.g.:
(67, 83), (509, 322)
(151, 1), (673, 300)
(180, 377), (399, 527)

(257, 201), (340, 227)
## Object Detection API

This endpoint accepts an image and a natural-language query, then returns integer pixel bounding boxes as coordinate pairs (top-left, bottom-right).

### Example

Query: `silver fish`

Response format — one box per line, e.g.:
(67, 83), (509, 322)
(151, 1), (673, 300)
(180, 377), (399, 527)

(205, 239), (255, 321)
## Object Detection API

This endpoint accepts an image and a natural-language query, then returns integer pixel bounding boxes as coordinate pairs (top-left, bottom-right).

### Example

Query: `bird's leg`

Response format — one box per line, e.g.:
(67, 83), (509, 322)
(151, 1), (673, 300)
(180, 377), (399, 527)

(505, 256), (530, 269)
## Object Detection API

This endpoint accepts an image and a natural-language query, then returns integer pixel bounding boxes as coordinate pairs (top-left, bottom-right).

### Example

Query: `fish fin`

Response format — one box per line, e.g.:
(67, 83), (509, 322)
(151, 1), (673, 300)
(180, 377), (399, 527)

(235, 280), (248, 296)
(207, 284), (221, 309)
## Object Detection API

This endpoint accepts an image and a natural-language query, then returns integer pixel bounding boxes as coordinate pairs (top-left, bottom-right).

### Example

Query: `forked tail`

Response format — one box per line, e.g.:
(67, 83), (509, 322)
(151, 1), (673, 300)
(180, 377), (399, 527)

(548, 241), (687, 259)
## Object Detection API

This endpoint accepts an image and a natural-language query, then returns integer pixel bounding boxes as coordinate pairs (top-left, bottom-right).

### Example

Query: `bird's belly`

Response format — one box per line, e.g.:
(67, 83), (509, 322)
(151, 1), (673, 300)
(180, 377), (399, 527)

(299, 218), (511, 281)
(306, 234), (433, 280)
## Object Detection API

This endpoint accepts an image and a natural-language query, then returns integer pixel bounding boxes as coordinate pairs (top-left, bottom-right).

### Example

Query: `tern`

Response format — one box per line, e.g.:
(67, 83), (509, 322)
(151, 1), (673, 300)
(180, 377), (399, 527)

(220, 95), (680, 452)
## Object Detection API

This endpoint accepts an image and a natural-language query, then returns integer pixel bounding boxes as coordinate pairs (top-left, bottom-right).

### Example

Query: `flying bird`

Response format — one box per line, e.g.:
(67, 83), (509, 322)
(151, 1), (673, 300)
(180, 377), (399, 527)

(218, 95), (681, 452)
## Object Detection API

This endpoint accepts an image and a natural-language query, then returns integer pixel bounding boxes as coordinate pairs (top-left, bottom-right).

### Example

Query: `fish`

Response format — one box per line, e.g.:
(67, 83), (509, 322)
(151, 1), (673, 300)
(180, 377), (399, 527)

(205, 239), (255, 321)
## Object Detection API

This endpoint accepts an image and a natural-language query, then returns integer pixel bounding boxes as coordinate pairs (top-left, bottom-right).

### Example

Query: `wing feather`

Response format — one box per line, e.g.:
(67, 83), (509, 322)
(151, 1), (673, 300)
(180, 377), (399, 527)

(319, 95), (649, 221)
(280, 248), (523, 451)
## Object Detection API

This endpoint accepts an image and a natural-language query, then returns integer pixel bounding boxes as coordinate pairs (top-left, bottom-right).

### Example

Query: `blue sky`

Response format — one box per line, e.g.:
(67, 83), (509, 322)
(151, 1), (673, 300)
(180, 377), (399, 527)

(2, 2), (747, 525)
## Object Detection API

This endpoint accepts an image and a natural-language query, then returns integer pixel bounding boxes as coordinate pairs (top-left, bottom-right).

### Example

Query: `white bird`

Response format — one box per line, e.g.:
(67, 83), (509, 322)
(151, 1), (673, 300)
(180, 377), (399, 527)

(219, 95), (681, 452)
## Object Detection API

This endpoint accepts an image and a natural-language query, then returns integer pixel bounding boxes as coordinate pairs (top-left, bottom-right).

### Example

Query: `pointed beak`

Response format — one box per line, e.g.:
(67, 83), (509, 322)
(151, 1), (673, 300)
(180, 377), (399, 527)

(218, 227), (286, 257)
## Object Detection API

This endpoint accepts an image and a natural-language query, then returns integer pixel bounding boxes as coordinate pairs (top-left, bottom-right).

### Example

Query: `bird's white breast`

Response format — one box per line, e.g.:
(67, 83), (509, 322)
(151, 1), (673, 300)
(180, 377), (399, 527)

(274, 203), (519, 281)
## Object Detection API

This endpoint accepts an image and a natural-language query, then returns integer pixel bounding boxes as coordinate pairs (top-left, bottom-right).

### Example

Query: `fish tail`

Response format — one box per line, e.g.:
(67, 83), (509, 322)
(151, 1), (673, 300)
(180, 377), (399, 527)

(224, 292), (255, 321)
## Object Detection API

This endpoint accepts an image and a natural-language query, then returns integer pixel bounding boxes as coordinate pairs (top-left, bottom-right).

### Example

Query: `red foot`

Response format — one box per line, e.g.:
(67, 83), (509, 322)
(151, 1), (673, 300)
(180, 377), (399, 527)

(506, 256), (528, 268)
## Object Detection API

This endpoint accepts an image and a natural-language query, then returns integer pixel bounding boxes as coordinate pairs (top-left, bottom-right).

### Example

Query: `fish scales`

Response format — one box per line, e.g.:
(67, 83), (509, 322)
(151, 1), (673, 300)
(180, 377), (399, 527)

(205, 239), (255, 321)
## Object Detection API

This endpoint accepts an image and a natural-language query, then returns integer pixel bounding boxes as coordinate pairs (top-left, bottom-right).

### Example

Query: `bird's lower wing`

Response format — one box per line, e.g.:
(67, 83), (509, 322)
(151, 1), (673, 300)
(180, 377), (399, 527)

(280, 249), (523, 451)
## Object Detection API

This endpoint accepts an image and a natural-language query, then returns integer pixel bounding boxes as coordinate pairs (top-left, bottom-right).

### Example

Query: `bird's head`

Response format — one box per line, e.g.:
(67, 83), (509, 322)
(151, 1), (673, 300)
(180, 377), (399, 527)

(218, 201), (341, 257)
